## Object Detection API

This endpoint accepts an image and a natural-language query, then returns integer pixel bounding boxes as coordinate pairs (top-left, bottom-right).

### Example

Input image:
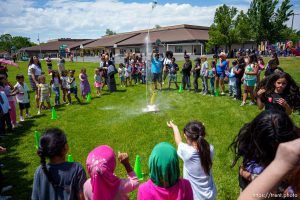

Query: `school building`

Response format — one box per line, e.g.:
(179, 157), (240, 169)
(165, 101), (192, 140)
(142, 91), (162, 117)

(19, 24), (256, 61)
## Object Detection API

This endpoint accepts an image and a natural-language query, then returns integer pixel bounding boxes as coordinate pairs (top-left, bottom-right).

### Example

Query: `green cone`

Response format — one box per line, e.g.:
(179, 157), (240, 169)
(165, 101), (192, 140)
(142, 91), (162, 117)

(35, 131), (40, 149)
(179, 83), (183, 93)
(67, 154), (74, 162)
(134, 155), (144, 181)
(215, 88), (219, 96)
(51, 107), (57, 120)
(87, 93), (91, 103)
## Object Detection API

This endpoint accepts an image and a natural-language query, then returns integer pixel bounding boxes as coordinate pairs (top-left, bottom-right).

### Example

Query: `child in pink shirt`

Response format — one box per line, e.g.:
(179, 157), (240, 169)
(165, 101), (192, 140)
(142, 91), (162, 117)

(83, 145), (138, 200)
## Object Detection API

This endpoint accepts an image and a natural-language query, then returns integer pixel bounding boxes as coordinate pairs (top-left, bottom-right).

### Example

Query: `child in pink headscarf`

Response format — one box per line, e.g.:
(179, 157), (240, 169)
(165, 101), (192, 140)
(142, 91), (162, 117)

(83, 145), (139, 200)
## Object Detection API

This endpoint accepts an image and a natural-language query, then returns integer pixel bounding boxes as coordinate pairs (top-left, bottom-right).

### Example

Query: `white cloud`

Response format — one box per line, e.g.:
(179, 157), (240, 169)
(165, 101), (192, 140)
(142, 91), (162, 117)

(0, 0), (299, 43)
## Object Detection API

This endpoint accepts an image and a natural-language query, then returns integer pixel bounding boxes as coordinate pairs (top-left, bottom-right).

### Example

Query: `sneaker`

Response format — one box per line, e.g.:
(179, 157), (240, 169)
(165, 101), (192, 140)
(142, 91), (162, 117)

(1, 185), (12, 193)
(20, 116), (25, 121)
(240, 102), (246, 106)
(37, 111), (41, 115)
(221, 92), (225, 96)
(211, 94), (215, 97)
(25, 114), (32, 118)
(249, 101), (256, 105)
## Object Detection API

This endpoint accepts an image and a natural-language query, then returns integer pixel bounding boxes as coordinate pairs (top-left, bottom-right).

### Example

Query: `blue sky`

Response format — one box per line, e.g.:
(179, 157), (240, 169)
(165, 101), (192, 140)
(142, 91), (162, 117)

(0, 0), (299, 43)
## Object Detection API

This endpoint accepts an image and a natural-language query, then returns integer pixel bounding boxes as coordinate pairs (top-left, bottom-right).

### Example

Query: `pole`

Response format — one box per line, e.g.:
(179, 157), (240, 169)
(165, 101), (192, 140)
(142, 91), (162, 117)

(291, 13), (300, 31)
(38, 34), (42, 58)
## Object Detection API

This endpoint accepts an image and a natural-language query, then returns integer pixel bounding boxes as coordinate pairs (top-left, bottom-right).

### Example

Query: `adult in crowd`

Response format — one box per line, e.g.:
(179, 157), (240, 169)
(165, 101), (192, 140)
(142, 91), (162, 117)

(138, 142), (193, 200)
(163, 51), (172, 84)
(215, 52), (228, 95)
(151, 51), (163, 90)
(193, 58), (201, 93)
(45, 55), (52, 75)
(0, 65), (8, 78)
(28, 56), (42, 107)
(107, 60), (118, 92)
(58, 56), (65, 74)
(182, 55), (192, 91)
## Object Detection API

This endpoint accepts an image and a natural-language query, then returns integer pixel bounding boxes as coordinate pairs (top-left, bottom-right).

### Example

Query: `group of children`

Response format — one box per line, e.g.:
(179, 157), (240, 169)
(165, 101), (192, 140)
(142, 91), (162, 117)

(0, 66), (94, 135)
(30, 108), (300, 199)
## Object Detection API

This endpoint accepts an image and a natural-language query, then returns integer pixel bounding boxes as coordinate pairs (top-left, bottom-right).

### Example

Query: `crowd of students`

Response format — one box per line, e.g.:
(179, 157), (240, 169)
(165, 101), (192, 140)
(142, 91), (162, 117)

(0, 51), (299, 199)
(27, 109), (299, 200)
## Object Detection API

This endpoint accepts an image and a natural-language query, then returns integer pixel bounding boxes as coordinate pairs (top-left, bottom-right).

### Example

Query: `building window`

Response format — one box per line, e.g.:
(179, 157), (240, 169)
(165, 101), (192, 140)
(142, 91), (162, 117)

(175, 46), (183, 53)
(135, 48), (140, 53)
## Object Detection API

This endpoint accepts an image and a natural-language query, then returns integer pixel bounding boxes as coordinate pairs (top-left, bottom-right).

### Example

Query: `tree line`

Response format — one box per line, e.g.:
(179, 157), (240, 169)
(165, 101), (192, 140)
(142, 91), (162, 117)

(207, 0), (300, 52)
(0, 34), (35, 53)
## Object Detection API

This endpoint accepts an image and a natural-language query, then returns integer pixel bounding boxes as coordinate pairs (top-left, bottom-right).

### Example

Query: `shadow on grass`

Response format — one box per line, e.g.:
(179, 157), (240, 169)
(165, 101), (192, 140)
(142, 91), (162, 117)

(0, 119), (36, 198)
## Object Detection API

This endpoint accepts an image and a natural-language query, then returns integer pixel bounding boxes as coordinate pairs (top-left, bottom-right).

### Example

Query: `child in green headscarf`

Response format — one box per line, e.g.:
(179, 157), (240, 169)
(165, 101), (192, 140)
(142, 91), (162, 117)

(138, 142), (193, 200)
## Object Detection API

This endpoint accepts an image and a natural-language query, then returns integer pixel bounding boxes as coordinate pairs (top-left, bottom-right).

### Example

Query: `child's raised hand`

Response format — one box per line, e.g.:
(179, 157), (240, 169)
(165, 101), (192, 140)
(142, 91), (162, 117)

(118, 152), (129, 164)
(167, 120), (178, 129)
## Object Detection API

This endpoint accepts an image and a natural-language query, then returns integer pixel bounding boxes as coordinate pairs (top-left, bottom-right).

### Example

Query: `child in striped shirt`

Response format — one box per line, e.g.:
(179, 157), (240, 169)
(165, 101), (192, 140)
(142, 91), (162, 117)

(37, 75), (51, 115)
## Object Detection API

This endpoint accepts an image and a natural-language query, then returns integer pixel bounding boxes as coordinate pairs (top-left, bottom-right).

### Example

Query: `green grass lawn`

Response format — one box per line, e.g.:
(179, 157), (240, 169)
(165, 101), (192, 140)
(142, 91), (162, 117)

(1, 57), (300, 199)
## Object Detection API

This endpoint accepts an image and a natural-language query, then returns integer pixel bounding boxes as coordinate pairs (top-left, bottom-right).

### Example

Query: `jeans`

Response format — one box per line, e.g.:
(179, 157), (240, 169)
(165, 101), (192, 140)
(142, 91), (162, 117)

(182, 75), (191, 90)
(229, 83), (237, 96)
(142, 75), (146, 84)
(210, 78), (215, 95)
(201, 76), (208, 93)
(236, 78), (242, 100)
(53, 87), (60, 105)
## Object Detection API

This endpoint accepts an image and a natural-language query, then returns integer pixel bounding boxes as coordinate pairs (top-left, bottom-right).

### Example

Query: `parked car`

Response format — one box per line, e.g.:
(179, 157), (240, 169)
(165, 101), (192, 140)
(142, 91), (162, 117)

(21, 56), (29, 61)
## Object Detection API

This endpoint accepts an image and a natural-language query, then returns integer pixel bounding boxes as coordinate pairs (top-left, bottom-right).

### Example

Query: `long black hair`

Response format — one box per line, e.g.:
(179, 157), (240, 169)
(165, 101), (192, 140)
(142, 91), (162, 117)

(257, 72), (300, 111)
(37, 128), (67, 188)
(230, 110), (299, 168)
(183, 121), (212, 175)
(28, 56), (42, 69)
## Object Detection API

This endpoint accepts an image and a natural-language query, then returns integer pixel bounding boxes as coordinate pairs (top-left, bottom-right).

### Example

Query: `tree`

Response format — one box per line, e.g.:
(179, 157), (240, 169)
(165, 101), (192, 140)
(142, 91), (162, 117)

(207, 4), (238, 52)
(235, 10), (251, 47)
(105, 29), (116, 36)
(0, 34), (34, 52)
(12, 36), (35, 50)
(247, 0), (293, 44)
(0, 34), (13, 52)
(154, 24), (161, 29)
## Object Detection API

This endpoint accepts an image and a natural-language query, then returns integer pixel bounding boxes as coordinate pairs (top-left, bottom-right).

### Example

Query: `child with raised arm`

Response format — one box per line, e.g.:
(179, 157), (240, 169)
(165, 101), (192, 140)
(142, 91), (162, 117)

(83, 145), (139, 200)
(167, 120), (217, 200)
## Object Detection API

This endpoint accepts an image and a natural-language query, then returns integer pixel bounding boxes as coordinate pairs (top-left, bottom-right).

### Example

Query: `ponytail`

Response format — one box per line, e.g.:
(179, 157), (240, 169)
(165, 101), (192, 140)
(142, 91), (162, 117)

(37, 148), (58, 188)
(36, 128), (67, 189)
(196, 136), (212, 176)
(184, 121), (212, 176)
